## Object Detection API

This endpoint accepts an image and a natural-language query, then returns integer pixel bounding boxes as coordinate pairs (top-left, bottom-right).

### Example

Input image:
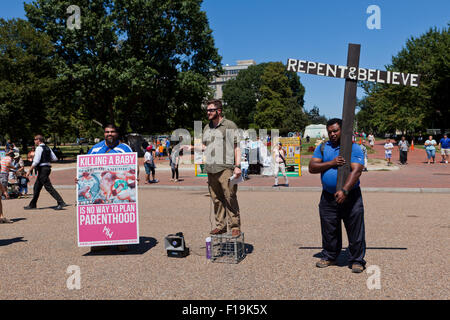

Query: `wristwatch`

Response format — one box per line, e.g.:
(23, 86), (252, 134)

(341, 188), (349, 196)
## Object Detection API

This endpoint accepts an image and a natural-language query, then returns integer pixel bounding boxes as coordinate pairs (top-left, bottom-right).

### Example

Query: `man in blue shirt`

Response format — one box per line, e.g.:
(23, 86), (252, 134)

(439, 133), (449, 164)
(85, 124), (136, 252)
(88, 125), (133, 154)
(309, 118), (366, 273)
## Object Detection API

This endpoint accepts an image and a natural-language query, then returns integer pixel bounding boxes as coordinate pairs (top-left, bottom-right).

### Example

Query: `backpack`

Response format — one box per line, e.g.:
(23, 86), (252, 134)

(320, 142), (325, 159)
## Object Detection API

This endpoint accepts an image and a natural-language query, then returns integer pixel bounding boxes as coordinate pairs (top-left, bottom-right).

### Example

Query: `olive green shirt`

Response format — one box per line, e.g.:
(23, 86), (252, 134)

(203, 117), (240, 174)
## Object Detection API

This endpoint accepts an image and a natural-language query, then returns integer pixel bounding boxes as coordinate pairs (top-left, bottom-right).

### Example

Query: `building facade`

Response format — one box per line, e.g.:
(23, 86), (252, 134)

(209, 60), (256, 100)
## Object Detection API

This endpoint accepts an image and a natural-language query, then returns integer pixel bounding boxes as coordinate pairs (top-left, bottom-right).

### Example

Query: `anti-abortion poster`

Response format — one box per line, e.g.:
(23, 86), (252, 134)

(76, 153), (139, 247)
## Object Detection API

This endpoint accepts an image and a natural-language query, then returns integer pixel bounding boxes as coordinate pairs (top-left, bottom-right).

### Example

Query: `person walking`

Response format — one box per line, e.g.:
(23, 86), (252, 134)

(170, 148), (181, 182)
(27, 146), (37, 176)
(384, 138), (394, 166)
(165, 139), (171, 160)
(24, 135), (67, 210)
(424, 135), (437, 164)
(273, 142), (289, 187)
(360, 141), (368, 171)
(144, 146), (157, 183)
(187, 99), (242, 237)
(438, 133), (449, 164)
(368, 133), (375, 148)
(309, 118), (366, 273)
(398, 136), (409, 165)
(0, 151), (15, 200)
(0, 184), (13, 223)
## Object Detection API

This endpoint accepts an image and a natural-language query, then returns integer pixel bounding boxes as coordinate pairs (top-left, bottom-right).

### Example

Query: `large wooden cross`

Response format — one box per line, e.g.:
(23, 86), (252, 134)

(286, 44), (420, 190)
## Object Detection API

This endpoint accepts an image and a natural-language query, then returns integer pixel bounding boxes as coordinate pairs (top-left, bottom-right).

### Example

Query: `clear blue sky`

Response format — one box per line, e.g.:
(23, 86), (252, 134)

(2, 0), (449, 118)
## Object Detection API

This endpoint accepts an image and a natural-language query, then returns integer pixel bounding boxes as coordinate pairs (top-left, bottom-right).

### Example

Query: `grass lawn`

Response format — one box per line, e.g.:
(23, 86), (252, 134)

(57, 145), (93, 160)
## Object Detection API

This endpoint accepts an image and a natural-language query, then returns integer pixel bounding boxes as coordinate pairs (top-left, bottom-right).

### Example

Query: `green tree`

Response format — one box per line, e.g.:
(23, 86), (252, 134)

(222, 63), (267, 128)
(358, 26), (449, 135)
(223, 62), (306, 133)
(305, 106), (327, 125)
(0, 18), (59, 150)
(25, 0), (222, 134)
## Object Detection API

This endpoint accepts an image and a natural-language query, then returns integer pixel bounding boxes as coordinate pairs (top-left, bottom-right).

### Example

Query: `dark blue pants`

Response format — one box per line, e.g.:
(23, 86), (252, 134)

(29, 166), (64, 207)
(319, 187), (366, 266)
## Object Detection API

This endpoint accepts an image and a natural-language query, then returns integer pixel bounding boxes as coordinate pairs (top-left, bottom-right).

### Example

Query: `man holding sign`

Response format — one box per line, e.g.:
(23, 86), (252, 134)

(79, 124), (138, 252)
(309, 119), (366, 273)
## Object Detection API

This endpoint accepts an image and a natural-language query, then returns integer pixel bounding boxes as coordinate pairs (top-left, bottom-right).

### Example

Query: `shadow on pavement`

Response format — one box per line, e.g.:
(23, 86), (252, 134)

(301, 246), (408, 267)
(25, 205), (72, 211)
(11, 218), (27, 223)
(300, 246), (407, 250)
(83, 236), (158, 256)
(0, 237), (28, 246)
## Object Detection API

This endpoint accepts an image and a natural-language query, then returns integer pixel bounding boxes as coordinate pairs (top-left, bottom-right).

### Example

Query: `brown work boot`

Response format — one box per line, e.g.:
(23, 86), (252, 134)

(231, 229), (241, 237)
(351, 263), (365, 273)
(316, 259), (337, 268)
(210, 228), (227, 235)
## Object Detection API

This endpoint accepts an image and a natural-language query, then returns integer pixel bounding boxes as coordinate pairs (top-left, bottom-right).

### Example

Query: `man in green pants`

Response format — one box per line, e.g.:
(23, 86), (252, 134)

(189, 100), (243, 237)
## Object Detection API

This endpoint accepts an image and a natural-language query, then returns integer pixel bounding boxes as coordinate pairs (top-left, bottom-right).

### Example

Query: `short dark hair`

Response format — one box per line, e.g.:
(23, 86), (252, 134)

(206, 99), (223, 110)
(104, 123), (118, 131)
(34, 134), (45, 142)
(326, 118), (342, 128)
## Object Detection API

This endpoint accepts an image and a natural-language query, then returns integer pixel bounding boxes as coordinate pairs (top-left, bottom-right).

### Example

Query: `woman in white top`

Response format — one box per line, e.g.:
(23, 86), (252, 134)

(424, 136), (437, 164)
(273, 142), (289, 187)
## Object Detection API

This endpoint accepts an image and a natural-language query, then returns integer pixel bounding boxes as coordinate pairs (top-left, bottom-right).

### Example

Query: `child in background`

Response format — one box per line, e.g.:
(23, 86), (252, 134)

(19, 175), (29, 197)
(159, 145), (164, 159)
(384, 138), (394, 166)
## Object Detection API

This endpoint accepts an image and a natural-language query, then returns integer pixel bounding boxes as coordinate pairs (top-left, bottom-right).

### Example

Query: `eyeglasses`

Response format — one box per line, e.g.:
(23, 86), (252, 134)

(206, 108), (218, 113)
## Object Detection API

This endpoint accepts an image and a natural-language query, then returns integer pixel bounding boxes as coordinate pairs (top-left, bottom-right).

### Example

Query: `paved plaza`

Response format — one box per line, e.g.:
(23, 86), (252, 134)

(0, 188), (448, 300)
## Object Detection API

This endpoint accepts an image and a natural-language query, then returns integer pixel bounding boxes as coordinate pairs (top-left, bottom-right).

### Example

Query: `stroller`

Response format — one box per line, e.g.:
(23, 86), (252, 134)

(7, 177), (21, 199)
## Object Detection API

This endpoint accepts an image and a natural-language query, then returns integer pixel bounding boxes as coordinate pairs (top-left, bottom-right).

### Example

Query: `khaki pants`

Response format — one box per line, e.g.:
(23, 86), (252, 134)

(207, 169), (240, 231)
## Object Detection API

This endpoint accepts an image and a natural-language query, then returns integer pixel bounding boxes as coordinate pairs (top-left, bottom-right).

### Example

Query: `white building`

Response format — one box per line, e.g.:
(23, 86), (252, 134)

(209, 60), (256, 100)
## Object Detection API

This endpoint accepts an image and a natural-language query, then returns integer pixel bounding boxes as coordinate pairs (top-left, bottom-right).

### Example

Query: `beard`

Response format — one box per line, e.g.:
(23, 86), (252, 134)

(209, 112), (219, 121)
(106, 136), (116, 145)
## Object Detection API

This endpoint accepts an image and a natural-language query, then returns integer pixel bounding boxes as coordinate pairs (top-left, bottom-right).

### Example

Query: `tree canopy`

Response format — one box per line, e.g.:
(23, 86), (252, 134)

(356, 26), (449, 135)
(223, 62), (308, 134)
(0, 18), (59, 148)
(22, 0), (221, 136)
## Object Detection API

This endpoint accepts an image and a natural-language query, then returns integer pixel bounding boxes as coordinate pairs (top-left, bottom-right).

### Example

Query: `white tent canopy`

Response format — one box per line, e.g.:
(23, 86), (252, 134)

(304, 124), (327, 139)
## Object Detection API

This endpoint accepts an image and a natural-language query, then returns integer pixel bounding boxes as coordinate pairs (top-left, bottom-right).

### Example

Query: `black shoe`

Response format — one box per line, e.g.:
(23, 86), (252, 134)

(54, 205), (65, 210)
(24, 205), (37, 210)
(60, 203), (69, 207)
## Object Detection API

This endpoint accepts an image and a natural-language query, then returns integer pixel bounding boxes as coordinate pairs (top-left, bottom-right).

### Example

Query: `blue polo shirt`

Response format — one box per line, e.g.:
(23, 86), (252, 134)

(313, 141), (364, 194)
(440, 137), (450, 149)
(88, 140), (133, 154)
